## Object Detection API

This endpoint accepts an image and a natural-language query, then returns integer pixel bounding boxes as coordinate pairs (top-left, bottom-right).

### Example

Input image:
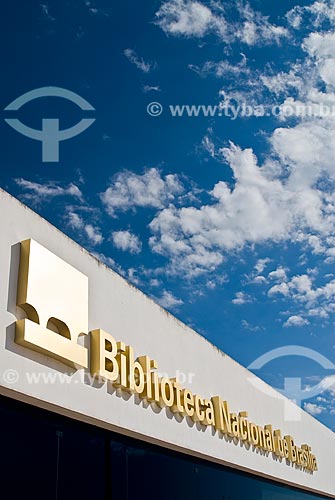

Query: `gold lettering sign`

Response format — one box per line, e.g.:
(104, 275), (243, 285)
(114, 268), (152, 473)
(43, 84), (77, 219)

(16, 239), (88, 368)
(89, 329), (317, 473)
(14, 240), (318, 472)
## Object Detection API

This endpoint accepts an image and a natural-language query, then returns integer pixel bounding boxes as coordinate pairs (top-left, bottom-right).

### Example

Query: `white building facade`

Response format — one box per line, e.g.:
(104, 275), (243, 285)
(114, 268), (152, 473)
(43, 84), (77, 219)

(0, 188), (334, 499)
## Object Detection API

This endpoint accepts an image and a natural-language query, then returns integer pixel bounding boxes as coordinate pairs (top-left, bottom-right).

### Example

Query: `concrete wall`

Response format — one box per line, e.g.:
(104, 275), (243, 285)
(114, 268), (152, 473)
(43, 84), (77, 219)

(0, 187), (334, 498)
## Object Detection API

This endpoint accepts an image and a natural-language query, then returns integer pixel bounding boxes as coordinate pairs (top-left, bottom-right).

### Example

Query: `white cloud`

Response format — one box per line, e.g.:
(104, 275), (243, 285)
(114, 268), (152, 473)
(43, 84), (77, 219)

(304, 32), (335, 59)
(268, 267), (287, 281)
(127, 267), (141, 285)
(236, 3), (288, 46)
(254, 258), (271, 274)
(252, 276), (267, 284)
(124, 49), (155, 73)
(67, 211), (103, 246)
(15, 179), (83, 205)
(84, 224), (103, 245)
(155, 0), (287, 46)
(84, 1), (109, 17)
(246, 258), (271, 284)
(301, 376), (335, 422)
(241, 319), (261, 332)
(156, 290), (183, 310)
(150, 278), (161, 287)
(303, 32), (335, 87)
(54, 3), (334, 294)
(287, 1), (335, 30)
(286, 7), (303, 29)
(319, 375), (335, 396)
(68, 212), (84, 229)
(189, 55), (250, 78)
(149, 140), (332, 276)
(143, 85), (161, 93)
(40, 3), (55, 21)
(260, 68), (304, 96)
(232, 291), (252, 305)
(268, 282), (290, 297)
(304, 402), (324, 415)
(267, 267), (335, 320)
(112, 230), (142, 254)
(155, 0), (220, 38)
(283, 315), (309, 327)
(101, 168), (184, 216)
(148, 25), (335, 277)
(201, 132), (216, 158)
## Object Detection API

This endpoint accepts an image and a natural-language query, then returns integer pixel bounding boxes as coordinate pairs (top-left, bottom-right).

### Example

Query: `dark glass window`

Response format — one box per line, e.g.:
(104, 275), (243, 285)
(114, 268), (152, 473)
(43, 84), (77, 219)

(0, 396), (105, 500)
(0, 395), (329, 500)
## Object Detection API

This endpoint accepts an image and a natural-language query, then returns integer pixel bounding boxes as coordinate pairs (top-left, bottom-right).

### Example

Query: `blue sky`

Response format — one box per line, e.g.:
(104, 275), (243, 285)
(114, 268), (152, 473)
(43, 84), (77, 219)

(1, 0), (335, 431)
